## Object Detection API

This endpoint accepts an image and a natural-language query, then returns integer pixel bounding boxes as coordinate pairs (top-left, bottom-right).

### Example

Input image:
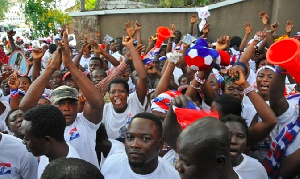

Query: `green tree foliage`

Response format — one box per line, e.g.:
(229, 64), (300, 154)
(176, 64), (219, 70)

(24, 0), (72, 37)
(0, 0), (10, 20)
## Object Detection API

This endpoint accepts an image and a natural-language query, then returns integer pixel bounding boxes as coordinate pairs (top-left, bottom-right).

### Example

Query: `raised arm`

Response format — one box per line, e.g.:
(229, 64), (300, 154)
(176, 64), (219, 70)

(122, 36), (147, 105)
(163, 95), (192, 152)
(135, 21), (142, 45)
(232, 69), (277, 145)
(62, 32), (104, 124)
(269, 66), (289, 117)
(91, 40), (120, 67)
(19, 49), (62, 112)
(73, 44), (87, 71)
(239, 22), (252, 52)
(154, 60), (176, 98)
(7, 30), (17, 52)
(189, 14), (197, 36)
(259, 11), (275, 47)
(8, 72), (20, 109)
(31, 48), (44, 81)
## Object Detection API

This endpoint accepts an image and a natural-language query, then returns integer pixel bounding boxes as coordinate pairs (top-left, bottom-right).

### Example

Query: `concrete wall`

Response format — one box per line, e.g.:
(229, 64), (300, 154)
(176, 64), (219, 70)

(70, 0), (300, 46)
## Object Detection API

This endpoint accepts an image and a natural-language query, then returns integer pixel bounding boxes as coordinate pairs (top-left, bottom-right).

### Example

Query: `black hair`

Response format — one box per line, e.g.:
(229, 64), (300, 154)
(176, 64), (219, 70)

(90, 56), (103, 66)
(229, 36), (242, 48)
(49, 44), (57, 54)
(178, 73), (187, 84)
(213, 94), (242, 117)
(255, 53), (267, 70)
(23, 105), (66, 142)
(131, 112), (163, 138)
(18, 76), (32, 84)
(108, 78), (129, 94)
(41, 158), (104, 179)
(5, 109), (22, 129)
(220, 114), (249, 140)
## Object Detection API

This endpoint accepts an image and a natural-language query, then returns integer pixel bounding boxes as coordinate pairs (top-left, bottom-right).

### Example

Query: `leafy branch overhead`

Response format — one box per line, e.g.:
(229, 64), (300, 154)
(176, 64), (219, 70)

(24, 0), (72, 37)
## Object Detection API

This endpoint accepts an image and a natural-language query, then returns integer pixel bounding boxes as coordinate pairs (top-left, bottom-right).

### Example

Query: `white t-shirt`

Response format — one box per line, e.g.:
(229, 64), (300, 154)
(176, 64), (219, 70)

(64, 113), (101, 169)
(99, 139), (125, 168)
(37, 143), (80, 179)
(162, 149), (178, 167)
(0, 134), (38, 179)
(233, 154), (267, 179)
(101, 153), (180, 179)
(79, 55), (93, 72)
(102, 92), (147, 139)
(0, 101), (11, 132)
(271, 103), (300, 157)
(108, 51), (124, 69)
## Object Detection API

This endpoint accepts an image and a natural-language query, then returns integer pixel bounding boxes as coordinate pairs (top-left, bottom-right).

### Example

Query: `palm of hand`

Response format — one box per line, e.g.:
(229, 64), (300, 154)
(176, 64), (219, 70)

(286, 21), (293, 33)
(191, 15), (197, 24)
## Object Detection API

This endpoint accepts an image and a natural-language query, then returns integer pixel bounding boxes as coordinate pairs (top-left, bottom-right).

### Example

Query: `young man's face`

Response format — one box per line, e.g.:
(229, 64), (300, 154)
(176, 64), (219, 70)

(125, 118), (163, 168)
(91, 70), (106, 85)
(89, 60), (102, 73)
(176, 139), (214, 179)
(54, 99), (78, 126)
(50, 71), (63, 89)
(21, 120), (47, 156)
(224, 82), (244, 101)
(224, 121), (247, 166)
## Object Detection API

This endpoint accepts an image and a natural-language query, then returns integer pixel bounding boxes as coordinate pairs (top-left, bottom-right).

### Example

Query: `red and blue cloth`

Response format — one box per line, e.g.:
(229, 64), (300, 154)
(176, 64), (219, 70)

(263, 117), (300, 179)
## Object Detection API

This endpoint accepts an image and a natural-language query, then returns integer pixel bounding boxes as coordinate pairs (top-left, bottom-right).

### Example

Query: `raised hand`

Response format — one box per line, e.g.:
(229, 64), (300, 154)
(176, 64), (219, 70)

(135, 21), (142, 32)
(169, 24), (176, 38)
(135, 44), (146, 55)
(32, 48), (44, 60)
(7, 29), (16, 38)
(202, 23), (210, 34)
(8, 71), (20, 90)
(90, 39), (103, 55)
(271, 22), (279, 33)
(253, 31), (265, 42)
(259, 11), (269, 25)
(124, 21), (136, 37)
(243, 22), (253, 35)
(190, 14), (197, 25)
(60, 32), (72, 68)
(286, 20), (293, 34)
(49, 48), (62, 70)
(216, 36), (230, 51)
(228, 68), (245, 85)
(122, 36), (134, 48)
(82, 42), (91, 53)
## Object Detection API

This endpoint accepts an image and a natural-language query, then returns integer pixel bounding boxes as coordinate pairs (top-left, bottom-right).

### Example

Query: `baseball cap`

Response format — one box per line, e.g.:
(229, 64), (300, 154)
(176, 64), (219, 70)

(50, 85), (78, 104)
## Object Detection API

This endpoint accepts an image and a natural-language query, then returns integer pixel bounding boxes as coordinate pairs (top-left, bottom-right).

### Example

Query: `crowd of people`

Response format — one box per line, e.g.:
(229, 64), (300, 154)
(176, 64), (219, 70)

(0, 10), (300, 179)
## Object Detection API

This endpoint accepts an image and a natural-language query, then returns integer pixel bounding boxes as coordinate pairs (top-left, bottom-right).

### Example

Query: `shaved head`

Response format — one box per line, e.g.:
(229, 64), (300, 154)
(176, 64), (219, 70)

(176, 117), (233, 179)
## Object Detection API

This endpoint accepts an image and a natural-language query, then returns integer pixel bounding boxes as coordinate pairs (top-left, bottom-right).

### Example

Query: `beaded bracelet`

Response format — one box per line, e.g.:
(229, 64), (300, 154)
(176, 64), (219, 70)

(275, 68), (288, 75)
(194, 71), (206, 84)
(10, 89), (19, 98)
(244, 86), (255, 96)
(190, 81), (201, 90)
(265, 29), (272, 33)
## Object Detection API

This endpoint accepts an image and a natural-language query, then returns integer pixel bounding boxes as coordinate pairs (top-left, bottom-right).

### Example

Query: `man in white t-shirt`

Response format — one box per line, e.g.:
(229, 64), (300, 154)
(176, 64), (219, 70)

(102, 36), (148, 140)
(0, 133), (38, 179)
(19, 32), (104, 169)
(21, 105), (80, 179)
(101, 112), (180, 178)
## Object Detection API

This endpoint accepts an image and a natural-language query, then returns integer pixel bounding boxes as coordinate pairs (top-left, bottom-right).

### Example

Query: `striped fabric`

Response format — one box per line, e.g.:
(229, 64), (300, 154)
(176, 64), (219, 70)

(263, 117), (300, 179)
